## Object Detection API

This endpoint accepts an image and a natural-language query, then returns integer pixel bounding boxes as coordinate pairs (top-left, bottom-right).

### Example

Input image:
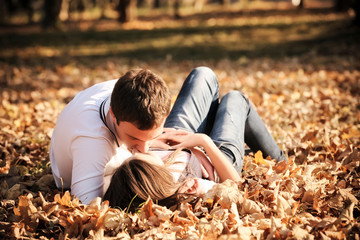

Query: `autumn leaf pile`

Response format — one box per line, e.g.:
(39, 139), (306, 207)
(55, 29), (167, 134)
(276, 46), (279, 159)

(1, 8), (360, 239)
(1, 55), (359, 239)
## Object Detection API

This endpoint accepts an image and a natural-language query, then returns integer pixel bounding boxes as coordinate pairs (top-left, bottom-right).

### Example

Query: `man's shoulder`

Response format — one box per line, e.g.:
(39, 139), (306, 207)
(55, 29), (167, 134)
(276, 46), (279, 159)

(90, 79), (118, 90)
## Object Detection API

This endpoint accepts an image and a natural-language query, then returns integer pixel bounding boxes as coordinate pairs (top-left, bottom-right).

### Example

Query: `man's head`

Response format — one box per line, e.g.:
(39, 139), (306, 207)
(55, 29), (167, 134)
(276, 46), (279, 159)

(110, 69), (171, 152)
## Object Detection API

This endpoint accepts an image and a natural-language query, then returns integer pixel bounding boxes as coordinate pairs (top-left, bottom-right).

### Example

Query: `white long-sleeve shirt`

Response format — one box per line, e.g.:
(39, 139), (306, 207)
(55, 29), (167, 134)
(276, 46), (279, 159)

(50, 80), (132, 204)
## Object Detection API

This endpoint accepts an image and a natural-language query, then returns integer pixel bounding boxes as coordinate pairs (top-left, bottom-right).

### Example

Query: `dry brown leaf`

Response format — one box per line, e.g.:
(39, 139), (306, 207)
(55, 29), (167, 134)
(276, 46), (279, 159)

(204, 179), (242, 209)
(3, 22), (360, 239)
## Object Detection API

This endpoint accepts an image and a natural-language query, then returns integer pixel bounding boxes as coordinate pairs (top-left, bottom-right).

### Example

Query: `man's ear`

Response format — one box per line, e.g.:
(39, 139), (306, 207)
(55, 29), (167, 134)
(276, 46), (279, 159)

(109, 107), (117, 123)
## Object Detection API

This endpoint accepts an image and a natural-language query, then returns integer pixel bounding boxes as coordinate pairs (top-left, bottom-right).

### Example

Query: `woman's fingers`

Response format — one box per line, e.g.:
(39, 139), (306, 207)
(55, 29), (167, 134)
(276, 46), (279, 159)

(161, 132), (193, 146)
(150, 139), (171, 149)
(157, 130), (190, 143)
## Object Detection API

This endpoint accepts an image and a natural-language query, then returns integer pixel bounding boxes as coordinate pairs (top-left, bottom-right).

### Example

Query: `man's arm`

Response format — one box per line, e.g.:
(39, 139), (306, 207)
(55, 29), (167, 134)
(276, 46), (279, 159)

(70, 136), (115, 204)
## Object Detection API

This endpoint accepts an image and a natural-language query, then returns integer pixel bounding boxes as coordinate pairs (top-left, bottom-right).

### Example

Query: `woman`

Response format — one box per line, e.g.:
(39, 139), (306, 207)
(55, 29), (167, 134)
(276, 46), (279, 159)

(103, 67), (286, 210)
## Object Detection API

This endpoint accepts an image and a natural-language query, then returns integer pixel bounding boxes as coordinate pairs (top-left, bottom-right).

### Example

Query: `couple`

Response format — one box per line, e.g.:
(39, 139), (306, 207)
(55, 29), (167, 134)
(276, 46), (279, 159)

(50, 67), (286, 208)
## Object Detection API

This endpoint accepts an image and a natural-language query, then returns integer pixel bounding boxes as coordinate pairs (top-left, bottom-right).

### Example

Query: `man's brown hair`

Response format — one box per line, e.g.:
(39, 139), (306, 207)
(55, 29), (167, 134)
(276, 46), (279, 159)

(110, 69), (171, 130)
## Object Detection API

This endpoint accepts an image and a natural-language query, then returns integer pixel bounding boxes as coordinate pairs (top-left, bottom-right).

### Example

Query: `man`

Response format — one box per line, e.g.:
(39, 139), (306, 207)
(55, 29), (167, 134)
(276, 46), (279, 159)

(50, 69), (172, 204)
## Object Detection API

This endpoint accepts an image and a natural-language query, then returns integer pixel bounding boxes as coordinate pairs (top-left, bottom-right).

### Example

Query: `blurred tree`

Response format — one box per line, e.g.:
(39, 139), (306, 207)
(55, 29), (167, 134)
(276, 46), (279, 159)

(174, 0), (180, 19)
(59, 0), (88, 22)
(76, 0), (86, 12)
(153, 0), (160, 8)
(219, 0), (231, 6)
(0, 0), (6, 24)
(137, 0), (145, 7)
(21, 0), (34, 23)
(0, 0), (8, 23)
(334, 0), (346, 11)
(0, 0), (35, 24)
(298, 0), (304, 8)
(42, 0), (63, 29)
(117, 0), (136, 22)
(354, 0), (359, 25)
(334, 0), (360, 25)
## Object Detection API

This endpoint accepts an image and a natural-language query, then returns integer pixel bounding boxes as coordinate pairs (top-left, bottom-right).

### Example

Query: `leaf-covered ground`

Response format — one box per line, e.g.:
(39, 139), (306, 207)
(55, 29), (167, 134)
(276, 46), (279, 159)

(1, 4), (360, 239)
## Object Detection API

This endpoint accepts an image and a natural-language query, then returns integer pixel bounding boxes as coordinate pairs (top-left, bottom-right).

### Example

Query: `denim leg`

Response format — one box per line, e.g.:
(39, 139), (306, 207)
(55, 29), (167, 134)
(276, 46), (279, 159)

(209, 91), (246, 172)
(165, 67), (219, 134)
(209, 91), (286, 173)
(244, 99), (286, 163)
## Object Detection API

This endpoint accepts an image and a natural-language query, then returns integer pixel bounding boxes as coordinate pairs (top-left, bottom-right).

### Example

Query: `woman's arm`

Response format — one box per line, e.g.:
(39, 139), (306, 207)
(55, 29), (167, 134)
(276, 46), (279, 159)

(169, 133), (241, 183)
(190, 147), (215, 181)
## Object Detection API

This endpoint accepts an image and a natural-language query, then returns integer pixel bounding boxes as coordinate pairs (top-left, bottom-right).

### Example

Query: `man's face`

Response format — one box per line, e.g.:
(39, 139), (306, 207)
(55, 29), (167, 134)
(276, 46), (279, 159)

(114, 119), (165, 153)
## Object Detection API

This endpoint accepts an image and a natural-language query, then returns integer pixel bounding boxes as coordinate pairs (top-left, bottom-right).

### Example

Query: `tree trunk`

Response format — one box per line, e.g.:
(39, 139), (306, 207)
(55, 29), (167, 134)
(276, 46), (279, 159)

(117, 0), (129, 22)
(0, 0), (7, 24)
(117, 0), (136, 23)
(334, 0), (346, 11)
(42, 0), (63, 29)
(174, 0), (180, 19)
(354, 0), (360, 25)
(298, 0), (304, 9)
(219, 0), (230, 6)
(153, 0), (160, 8)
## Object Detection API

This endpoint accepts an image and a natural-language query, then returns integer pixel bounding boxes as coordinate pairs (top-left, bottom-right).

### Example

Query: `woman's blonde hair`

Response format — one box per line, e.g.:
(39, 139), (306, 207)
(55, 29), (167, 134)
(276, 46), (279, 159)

(103, 149), (186, 211)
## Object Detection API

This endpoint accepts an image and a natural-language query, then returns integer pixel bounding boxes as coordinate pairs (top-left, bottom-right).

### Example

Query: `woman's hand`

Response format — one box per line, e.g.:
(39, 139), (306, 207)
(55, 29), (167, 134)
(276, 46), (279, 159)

(150, 128), (191, 149)
(167, 133), (208, 149)
(191, 147), (215, 181)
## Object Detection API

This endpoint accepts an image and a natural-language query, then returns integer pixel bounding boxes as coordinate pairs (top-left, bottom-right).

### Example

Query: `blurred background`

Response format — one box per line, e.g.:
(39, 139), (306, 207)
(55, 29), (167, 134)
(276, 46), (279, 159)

(0, 0), (359, 27)
(0, 0), (359, 64)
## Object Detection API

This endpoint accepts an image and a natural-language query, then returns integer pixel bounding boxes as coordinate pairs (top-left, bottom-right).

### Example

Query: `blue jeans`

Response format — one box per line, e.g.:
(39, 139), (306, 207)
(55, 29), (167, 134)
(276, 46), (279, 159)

(165, 67), (286, 172)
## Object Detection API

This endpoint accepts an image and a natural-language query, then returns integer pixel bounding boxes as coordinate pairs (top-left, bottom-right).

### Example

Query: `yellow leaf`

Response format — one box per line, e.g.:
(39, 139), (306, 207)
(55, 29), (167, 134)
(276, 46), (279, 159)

(254, 151), (269, 166)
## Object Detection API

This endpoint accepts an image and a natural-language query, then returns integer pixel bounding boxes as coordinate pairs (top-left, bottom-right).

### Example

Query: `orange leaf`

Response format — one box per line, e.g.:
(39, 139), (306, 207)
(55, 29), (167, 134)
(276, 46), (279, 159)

(54, 191), (73, 207)
(141, 197), (154, 219)
(254, 151), (269, 166)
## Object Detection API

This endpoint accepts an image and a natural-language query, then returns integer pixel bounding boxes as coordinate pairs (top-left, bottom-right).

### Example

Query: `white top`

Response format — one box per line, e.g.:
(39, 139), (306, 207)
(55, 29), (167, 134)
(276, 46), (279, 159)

(50, 80), (132, 204)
